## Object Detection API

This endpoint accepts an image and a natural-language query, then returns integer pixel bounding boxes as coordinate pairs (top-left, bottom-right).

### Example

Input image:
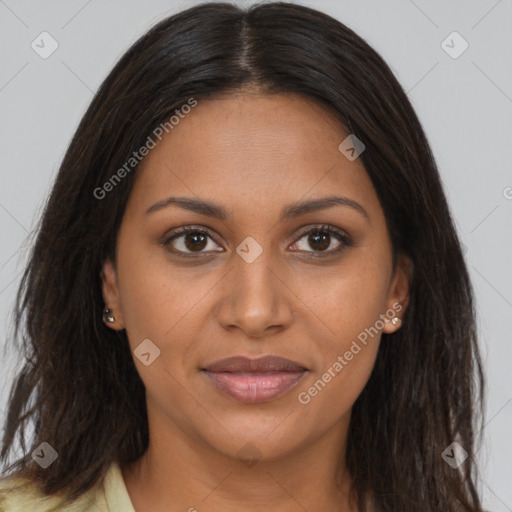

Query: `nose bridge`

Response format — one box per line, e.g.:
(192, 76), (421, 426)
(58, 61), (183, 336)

(237, 253), (277, 304)
(217, 248), (292, 337)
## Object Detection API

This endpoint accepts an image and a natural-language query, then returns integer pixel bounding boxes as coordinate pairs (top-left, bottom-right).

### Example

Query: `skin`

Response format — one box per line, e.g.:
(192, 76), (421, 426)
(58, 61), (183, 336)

(101, 91), (412, 512)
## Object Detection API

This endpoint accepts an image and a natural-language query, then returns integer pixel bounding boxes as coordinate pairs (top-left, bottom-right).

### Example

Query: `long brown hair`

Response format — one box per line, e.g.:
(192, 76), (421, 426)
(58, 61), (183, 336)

(1, 3), (485, 510)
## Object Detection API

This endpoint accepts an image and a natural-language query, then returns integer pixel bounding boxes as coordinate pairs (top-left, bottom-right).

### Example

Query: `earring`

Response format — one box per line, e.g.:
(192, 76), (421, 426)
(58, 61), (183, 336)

(103, 307), (115, 324)
(391, 317), (402, 327)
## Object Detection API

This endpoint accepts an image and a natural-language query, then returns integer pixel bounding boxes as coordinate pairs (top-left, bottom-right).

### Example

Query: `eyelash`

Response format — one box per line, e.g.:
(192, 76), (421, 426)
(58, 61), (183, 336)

(161, 224), (353, 259)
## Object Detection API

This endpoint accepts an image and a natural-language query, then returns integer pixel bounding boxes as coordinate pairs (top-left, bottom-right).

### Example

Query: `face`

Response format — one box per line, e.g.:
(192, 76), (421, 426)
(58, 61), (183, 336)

(102, 92), (411, 464)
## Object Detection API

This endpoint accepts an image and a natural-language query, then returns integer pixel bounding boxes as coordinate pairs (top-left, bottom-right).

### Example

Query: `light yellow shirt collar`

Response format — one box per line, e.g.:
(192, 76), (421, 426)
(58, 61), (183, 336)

(103, 462), (136, 512)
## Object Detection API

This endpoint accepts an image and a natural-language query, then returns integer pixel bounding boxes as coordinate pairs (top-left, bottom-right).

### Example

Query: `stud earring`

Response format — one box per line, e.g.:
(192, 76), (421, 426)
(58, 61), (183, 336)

(391, 317), (402, 327)
(103, 307), (115, 324)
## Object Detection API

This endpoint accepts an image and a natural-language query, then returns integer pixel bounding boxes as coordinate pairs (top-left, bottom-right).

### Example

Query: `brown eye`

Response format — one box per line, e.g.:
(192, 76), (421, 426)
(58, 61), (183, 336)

(183, 232), (208, 251)
(163, 227), (224, 256)
(289, 225), (353, 256)
(307, 231), (331, 251)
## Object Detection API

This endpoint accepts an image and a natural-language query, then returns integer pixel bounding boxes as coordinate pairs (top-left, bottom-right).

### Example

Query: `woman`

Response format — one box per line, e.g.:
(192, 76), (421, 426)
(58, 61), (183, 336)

(0, 2), (485, 511)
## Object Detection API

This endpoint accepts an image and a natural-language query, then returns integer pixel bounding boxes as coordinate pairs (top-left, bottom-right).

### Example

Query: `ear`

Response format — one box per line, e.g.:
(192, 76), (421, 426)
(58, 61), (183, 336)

(100, 258), (125, 330)
(382, 253), (413, 334)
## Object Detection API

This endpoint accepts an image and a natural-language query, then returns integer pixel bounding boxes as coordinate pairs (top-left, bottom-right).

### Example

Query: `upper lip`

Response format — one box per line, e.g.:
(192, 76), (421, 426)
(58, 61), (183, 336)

(203, 355), (307, 373)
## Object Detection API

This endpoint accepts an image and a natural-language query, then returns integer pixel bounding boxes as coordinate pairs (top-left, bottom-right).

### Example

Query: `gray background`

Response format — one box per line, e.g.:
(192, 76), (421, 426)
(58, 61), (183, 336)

(1, 0), (511, 509)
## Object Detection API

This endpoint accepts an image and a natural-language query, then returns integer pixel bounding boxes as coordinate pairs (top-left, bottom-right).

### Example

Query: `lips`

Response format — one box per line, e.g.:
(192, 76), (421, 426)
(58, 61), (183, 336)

(202, 356), (308, 404)
(204, 355), (306, 373)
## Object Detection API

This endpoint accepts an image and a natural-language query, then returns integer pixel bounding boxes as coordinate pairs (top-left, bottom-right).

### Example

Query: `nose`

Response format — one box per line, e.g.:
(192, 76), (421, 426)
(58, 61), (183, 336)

(216, 252), (293, 339)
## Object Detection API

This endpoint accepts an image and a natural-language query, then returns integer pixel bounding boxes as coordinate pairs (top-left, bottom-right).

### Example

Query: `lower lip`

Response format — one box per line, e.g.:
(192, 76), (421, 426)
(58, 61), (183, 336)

(203, 371), (307, 403)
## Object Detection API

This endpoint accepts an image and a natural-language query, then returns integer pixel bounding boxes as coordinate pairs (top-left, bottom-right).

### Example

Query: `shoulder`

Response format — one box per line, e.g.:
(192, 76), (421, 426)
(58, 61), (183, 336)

(0, 473), (104, 512)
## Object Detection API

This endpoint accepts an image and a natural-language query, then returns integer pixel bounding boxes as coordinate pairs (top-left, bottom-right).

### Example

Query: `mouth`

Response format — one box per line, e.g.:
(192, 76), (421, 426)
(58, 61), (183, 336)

(201, 355), (308, 404)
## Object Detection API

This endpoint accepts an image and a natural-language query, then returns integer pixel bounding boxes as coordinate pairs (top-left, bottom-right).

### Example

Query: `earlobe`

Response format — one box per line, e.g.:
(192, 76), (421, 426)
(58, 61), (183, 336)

(100, 258), (125, 330)
(382, 254), (413, 334)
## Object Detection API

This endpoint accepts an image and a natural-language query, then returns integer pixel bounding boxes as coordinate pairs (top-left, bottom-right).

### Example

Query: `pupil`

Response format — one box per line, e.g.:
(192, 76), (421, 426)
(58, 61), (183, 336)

(309, 231), (330, 251)
(185, 233), (207, 251)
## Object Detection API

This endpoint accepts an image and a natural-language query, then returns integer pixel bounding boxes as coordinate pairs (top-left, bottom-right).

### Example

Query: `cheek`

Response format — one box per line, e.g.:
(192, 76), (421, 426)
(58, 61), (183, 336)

(116, 267), (170, 344)
(115, 241), (217, 373)
(295, 273), (386, 414)
(296, 344), (379, 424)
(297, 256), (391, 341)
(293, 259), (389, 406)
(115, 232), (190, 334)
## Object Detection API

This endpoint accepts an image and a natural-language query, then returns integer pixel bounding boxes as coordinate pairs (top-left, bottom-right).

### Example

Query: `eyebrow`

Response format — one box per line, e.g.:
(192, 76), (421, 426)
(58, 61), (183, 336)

(145, 195), (370, 222)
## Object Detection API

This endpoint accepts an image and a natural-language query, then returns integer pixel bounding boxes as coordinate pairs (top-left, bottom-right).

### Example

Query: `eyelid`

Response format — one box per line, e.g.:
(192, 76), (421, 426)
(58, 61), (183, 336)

(293, 223), (352, 243)
(290, 224), (353, 256)
(161, 225), (224, 256)
(164, 224), (220, 242)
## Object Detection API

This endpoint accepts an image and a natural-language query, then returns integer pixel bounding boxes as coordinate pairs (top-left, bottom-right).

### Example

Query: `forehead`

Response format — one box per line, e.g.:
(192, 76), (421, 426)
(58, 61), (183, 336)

(144, 92), (348, 168)
(129, 93), (382, 223)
